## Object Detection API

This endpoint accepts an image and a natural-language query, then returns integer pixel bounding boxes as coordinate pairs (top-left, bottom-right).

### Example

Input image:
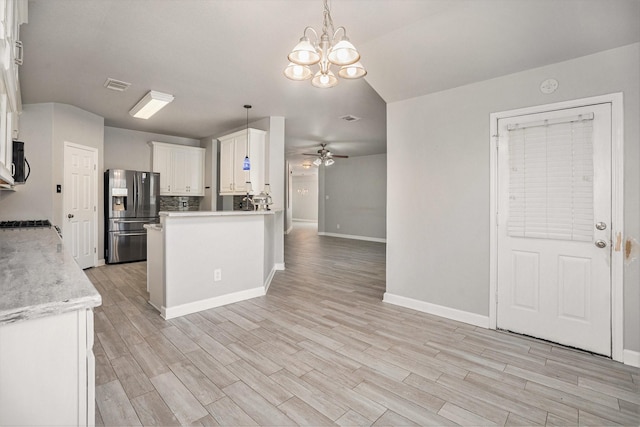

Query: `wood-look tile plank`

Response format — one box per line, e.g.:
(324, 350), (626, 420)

(372, 410), (421, 426)
(128, 341), (170, 378)
(185, 349), (239, 389)
(194, 333), (240, 366)
(437, 402), (499, 426)
(270, 369), (349, 421)
(130, 390), (180, 426)
(226, 341), (282, 375)
(110, 354), (155, 399)
(150, 371), (209, 425)
(205, 396), (258, 426)
(278, 396), (338, 426)
(222, 380), (297, 426)
(225, 359), (292, 406)
(95, 380), (141, 427)
(335, 410), (372, 426)
(169, 359), (225, 406)
(354, 381), (456, 426)
(144, 332), (186, 366)
(161, 325), (201, 353)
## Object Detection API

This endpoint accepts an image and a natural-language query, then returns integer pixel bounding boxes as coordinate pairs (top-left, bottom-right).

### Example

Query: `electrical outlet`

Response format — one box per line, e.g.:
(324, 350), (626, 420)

(336, 224), (340, 229)
(214, 269), (222, 282)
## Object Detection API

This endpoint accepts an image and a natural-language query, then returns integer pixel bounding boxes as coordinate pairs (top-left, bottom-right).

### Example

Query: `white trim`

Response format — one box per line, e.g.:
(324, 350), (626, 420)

(383, 293), (490, 328)
(318, 232), (386, 243)
(274, 263), (285, 271)
(489, 93), (624, 363)
(285, 225), (293, 234)
(292, 219), (318, 223)
(95, 259), (105, 267)
(161, 287), (266, 320)
(63, 141), (99, 269)
(623, 349), (640, 368)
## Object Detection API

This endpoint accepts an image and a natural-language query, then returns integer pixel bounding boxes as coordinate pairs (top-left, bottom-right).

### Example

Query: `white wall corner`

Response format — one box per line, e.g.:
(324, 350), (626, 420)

(383, 292), (490, 329)
(623, 349), (640, 368)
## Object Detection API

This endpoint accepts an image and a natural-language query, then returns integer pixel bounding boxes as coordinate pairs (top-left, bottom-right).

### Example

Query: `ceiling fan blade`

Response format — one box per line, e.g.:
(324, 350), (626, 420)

(302, 153), (319, 156)
(331, 155), (349, 158)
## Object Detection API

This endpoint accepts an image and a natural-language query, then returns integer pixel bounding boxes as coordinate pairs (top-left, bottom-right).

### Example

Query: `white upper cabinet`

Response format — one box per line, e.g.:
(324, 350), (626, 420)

(0, 0), (26, 186)
(151, 142), (205, 196)
(218, 128), (267, 196)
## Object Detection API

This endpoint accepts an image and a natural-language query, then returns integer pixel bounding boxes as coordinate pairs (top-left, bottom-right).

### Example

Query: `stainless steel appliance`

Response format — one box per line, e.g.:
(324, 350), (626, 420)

(104, 169), (159, 264)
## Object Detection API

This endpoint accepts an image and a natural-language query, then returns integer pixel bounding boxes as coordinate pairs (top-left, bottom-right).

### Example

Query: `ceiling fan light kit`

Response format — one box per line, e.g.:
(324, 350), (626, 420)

(284, 0), (367, 88)
(304, 143), (348, 166)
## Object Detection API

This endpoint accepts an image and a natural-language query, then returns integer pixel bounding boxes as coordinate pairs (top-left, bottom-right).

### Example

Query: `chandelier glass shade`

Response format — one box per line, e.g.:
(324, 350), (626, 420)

(284, 0), (366, 88)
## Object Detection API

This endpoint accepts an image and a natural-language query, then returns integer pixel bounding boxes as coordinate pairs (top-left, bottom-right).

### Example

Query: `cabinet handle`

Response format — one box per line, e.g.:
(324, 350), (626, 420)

(14, 41), (23, 66)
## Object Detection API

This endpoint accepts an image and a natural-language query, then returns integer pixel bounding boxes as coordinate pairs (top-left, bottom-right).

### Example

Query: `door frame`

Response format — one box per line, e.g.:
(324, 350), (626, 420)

(489, 93), (624, 362)
(63, 141), (99, 268)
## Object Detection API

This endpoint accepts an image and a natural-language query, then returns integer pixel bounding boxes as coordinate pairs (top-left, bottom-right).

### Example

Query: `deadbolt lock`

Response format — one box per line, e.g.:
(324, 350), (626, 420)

(595, 222), (607, 230)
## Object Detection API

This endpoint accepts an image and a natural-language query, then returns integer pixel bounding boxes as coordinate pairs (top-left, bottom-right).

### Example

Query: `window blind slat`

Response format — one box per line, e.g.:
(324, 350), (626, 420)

(507, 117), (594, 241)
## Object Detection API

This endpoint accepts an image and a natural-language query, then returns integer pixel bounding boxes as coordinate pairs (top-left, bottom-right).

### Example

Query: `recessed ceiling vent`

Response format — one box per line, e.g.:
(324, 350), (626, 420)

(339, 115), (360, 122)
(104, 78), (131, 92)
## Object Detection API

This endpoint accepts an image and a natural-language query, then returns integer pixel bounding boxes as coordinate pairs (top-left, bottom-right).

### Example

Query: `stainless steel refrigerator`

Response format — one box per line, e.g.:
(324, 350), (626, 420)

(105, 169), (160, 264)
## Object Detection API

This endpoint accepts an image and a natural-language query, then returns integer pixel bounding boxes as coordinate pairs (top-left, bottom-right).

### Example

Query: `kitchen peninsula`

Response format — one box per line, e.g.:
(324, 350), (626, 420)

(145, 209), (284, 319)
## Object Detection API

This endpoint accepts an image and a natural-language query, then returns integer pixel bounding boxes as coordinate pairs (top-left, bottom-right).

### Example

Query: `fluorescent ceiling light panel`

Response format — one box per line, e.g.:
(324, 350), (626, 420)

(129, 90), (174, 119)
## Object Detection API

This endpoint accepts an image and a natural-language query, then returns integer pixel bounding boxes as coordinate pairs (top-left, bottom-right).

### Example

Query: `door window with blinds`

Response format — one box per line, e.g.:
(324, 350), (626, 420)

(507, 113), (594, 241)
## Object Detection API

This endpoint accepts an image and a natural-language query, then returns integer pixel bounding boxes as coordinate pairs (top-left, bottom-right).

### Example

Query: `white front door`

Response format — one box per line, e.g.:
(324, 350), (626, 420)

(63, 142), (97, 269)
(496, 103), (612, 356)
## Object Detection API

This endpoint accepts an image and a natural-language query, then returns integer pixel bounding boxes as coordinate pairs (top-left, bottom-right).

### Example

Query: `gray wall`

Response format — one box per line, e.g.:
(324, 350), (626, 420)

(0, 103), (54, 220)
(319, 153), (387, 240)
(386, 43), (639, 353)
(104, 126), (200, 172)
(292, 174), (318, 221)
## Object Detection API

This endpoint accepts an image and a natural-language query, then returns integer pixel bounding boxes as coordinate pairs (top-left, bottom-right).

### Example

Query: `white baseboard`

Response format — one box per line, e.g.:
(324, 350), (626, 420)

(292, 219), (318, 223)
(95, 259), (105, 267)
(275, 263), (285, 271)
(285, 225), (293, 234)
(624, 349), (640, 367)
(383, 292), (490, 329)
(318, 232), (386, 243)
(162, 287), (266, 320)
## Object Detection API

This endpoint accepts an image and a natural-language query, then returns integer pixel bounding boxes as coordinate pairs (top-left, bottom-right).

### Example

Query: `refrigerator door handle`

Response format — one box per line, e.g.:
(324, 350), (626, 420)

(114, 219), (154, 223)
(113, 232), (147, 237)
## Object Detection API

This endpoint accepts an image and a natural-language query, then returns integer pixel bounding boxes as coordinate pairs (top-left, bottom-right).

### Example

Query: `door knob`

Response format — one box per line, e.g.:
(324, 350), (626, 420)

(67, 213), (74, 219)
(595, 240), (607, 248)
(595, 222), (607, 230)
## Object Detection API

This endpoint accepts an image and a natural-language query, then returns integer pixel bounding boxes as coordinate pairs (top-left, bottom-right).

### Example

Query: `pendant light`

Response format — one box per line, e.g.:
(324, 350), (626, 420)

(243, 105), (251, 171)
(284, 0), (366, 88)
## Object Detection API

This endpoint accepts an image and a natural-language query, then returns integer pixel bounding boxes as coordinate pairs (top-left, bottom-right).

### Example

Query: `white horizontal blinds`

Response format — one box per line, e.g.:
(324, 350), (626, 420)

(508, 113), (594, 241)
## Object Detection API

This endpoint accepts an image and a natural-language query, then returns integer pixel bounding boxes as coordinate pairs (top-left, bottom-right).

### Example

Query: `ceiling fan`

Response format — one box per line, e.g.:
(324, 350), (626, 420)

(302, 143), (348, 166)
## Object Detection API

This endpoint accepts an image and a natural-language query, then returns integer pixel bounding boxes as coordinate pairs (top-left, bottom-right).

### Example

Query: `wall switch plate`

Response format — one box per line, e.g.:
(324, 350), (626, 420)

(214, 269), (222, 282)
(56, 185), (61, 193)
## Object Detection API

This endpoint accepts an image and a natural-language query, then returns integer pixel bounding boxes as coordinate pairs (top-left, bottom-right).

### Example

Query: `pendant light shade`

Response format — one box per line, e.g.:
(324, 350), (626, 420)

(311, 70), (338, 88)
(327, 37), (359, 66)
(284, 62), (313, 80)
(288, 36), (321, 65)
(338, 61), (367, 79)
(243, 105), (251, 171)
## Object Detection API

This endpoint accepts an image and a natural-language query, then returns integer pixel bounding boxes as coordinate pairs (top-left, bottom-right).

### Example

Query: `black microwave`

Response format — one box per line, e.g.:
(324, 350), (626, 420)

(12, 141), (30, 184)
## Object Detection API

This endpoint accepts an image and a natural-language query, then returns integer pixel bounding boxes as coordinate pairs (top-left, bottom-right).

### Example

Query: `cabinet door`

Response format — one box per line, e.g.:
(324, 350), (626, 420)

(233, 135), (249, 193)
(171, 147), (188, 195)
(152, 143), (173, 194)
(219, 137), (235, 194)
(186, 148), (204, 196)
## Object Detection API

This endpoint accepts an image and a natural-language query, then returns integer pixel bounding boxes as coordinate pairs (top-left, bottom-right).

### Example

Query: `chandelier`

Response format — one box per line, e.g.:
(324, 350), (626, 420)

(284, 0), (366, 88)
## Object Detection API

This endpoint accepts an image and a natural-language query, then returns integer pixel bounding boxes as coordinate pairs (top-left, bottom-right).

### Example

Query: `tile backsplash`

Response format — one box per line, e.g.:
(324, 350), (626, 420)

(160, 196), (202, 211)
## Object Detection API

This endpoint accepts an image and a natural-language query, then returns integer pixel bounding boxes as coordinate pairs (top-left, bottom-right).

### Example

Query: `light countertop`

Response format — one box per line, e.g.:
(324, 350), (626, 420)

(160, 209), (281, 218)
(0, 228), (102, 325)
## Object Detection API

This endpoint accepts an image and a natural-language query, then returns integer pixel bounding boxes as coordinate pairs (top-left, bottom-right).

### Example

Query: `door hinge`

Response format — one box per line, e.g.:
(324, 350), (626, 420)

(94, 164), (97, 170)
(94, 248), (97, 253)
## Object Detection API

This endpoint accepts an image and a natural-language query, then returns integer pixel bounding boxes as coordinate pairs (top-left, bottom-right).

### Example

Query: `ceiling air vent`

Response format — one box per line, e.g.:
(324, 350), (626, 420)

(104, 78), (131, 92)
(339, 115), (361, 122)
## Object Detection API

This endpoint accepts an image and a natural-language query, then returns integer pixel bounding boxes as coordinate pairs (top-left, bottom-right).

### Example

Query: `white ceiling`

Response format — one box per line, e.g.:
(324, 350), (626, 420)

(19, 0), (639, 171)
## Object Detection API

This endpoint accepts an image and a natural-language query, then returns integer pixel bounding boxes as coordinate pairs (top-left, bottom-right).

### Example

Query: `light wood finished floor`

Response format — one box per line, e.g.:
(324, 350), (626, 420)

(87, 222), (639, 426)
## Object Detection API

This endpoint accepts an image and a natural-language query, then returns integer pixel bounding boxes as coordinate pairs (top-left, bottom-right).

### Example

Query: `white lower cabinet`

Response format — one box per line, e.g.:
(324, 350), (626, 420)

(151, 142), (205, 196)
(0, 309), (96, 426)
(218, 128), (267, 195)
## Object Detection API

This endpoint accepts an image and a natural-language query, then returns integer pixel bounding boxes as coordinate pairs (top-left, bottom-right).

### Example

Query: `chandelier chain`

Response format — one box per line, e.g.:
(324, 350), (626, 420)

(322, 0), (334, 39)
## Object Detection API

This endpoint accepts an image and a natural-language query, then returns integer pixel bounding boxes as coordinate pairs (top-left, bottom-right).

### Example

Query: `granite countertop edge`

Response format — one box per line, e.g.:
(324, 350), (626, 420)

(0, 294), (102, 325)
(0, 228), (103, 327)
(160, 209), (281, 218)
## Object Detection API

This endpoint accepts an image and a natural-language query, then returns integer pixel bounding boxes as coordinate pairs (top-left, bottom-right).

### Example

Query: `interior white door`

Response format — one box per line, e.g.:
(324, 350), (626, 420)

(497, 103), (612, 356)
(64, 142), (96, 269)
